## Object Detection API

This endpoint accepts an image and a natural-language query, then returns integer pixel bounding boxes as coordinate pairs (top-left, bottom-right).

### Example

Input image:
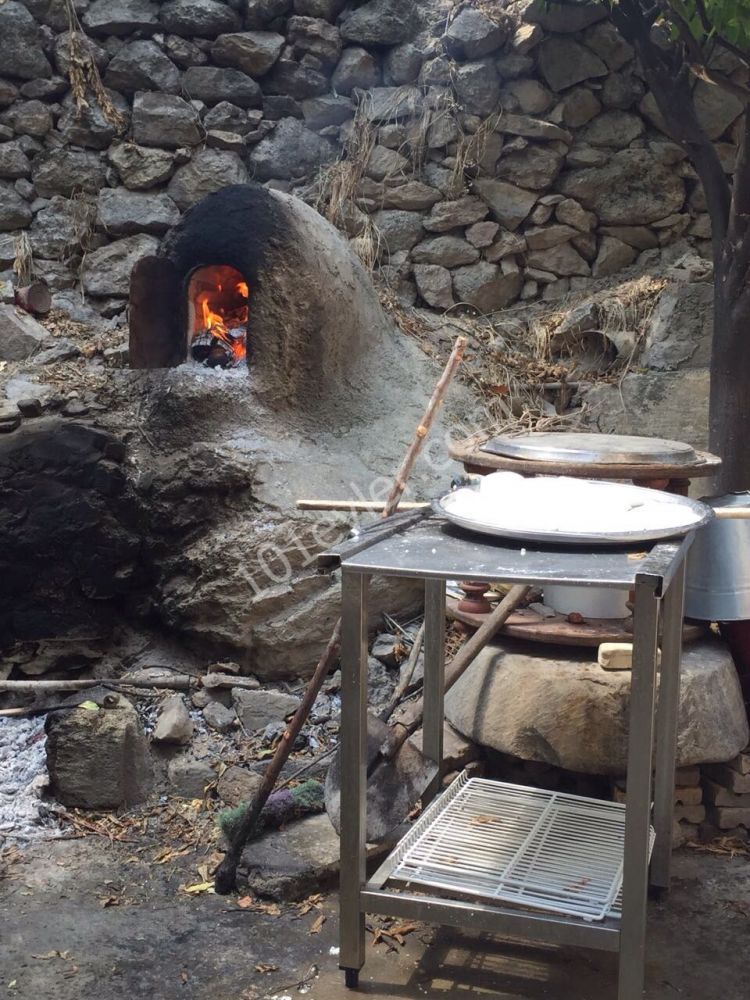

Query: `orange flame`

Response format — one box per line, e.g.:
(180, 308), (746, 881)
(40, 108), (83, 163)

(192, 272), (249, 366)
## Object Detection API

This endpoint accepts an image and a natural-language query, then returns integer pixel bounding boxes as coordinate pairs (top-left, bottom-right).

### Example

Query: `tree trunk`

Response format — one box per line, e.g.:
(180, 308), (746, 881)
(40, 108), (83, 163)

(709, 276), (750, 494)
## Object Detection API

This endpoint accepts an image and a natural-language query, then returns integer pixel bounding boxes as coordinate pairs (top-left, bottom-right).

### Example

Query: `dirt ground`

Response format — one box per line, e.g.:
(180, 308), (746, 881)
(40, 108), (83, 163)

(1, 836), (749, 1000)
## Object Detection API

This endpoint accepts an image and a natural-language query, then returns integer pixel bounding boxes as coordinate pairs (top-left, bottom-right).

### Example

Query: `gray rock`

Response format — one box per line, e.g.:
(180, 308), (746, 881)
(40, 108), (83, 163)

(452, 260), (522, 312)
(525, 224), (578, 250)
(525, 0), (607, 33)
(411, 235), (479, 267)
(583, 19), (634, 70)
(600, 224), (659, 249)
(206, 129), (245, 151)
(332, 47), (380, 95)
(0, 2), (52, 81)
(108, 143), (176, 190)
(0, 183), (32, 230)
(29, 195), (97, 260)
(2, 99), (52, 138)
(19, 76), (69, 101)
(164, 33), (209, 69)
(152, 693), (194, 744)
(53, 30), (109, 77)
(0, 81), (19, 109)
(288, 15), (342, 65)
(103, 40), (181, 95)
(83, 0), (160, 35)
(0, 142), (31, 180)
(601, 70), (644, 110)
(558, 149), (685, 225)
(167, 756), (216, 798)
(45, 693), (151, 809)
(57, 92), (129, 150)
(81, 233), (160, 296)
(211, 31), (285, 76)
(496, 112), (571, 143)
(503, 78), (554, 115)
(473, 177), (536, 231)
(244, 0), (291, 27)
(381, 180), (441, 211)
(592, 235), (637, 277)
(35, 339), (81, 365)
(527, 242), (590, 277)
(562, 87), (602, 127)
(168, 147), (248, 208)
(642, 280), (713, 371)
(97, 187), (180, 236)
(465, 220), (499, 248)
(413, 263), (453, 309)
(372, 209), (423, 254)
(160, 0), (241, 37)
(247, 117), (333, 180)
(423, 196), (488, 233)
(32, 150), (107, 198)
(383, 43), (422, 86)
(411, 722), (480, 771)
(266, 59), (328, 99)
(426, 112), (460, 149)
(302, 94), (354, 130)
(693, 79), (743, 140)
(538, 37), (607, 91)
(365, 144), (408, 181)
(444, 8), (505, 59)
(182, 65), (262, 108)
(580, 109), (644, 148)
(445, 638), (749, 775)
(294, 0), (345, 17)
(203, 700), (236, 733)
(204, 101), (261, 135)
(132, 92), (203, 148)
(453, 59), (501, 116)
(231, 688), (301, 732)
(340, 0), (417, 46)
(0, 304), (49, 360)
(361, 85), (422, 122)
(496, 145), (564, 190)
(555, 197), (597, 232)
(216, 764), (262, 805)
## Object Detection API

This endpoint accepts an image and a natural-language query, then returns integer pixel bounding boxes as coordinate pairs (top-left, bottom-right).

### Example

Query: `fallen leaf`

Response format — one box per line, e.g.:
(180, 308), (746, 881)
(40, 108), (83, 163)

(237, 895), (254, 908)
(180, 970), (189, 984)
(182, 881), (214, 895)
(470, 814), (497, 826)
(77, 701), (100, 711)
(31, 951), (71, 961)
(8, 981), (17, 989)
(254, 964), (278, 974)
(309, 914), (326, 934)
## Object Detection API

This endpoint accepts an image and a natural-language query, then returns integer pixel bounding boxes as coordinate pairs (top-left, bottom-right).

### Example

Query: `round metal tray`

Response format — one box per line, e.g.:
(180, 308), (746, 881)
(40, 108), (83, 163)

(434, 481), (713, 546)
(481, 432), (697, 467)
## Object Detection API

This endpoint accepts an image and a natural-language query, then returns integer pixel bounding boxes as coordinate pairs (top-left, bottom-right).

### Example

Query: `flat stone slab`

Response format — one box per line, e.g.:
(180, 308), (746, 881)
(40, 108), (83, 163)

(445, 637), (749, 775)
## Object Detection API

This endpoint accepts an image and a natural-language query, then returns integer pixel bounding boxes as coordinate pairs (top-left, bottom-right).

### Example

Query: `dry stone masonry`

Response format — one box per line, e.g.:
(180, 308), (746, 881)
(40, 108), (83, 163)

(0, 0), (738, 317)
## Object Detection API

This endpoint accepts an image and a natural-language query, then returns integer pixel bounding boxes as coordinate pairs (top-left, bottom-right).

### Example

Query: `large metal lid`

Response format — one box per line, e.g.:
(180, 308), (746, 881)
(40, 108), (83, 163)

(481, 432), (697, 467)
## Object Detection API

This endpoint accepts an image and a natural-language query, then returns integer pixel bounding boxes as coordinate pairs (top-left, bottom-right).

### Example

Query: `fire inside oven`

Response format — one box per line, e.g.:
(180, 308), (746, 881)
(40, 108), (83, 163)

(187, 265), (248, 369)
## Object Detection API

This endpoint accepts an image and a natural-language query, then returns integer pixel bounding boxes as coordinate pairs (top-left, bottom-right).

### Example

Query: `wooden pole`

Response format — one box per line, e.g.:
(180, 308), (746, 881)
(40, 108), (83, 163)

(297, 499), (430, 512)
(213, 336), (467, 894)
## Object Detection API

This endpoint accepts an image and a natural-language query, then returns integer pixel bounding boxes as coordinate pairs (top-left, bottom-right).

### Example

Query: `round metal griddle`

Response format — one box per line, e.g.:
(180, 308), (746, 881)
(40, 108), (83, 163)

(434, 481), (713, 546)
(481, 432), (697, 467)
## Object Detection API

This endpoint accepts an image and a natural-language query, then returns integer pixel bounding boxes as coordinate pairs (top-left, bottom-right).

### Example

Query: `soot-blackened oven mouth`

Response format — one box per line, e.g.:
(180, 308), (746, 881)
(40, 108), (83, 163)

(187, 265), (248, 369)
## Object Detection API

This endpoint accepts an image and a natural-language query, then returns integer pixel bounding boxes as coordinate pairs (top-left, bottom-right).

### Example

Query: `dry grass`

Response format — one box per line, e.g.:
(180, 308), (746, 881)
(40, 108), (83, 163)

(13, 232), (33, 286)
(63, 0), (126, 130)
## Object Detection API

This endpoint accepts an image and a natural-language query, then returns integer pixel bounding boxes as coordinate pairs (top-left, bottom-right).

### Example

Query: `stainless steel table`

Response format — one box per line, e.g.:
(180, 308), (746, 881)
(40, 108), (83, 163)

(332, 517), (692, 1000)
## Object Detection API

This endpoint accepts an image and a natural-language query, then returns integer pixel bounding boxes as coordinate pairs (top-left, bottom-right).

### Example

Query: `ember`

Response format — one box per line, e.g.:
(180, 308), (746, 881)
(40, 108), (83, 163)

(187, 265), (248, 368)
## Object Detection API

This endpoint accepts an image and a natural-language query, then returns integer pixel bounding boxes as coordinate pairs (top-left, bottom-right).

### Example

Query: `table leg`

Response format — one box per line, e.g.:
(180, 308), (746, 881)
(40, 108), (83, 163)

(339, 571), (369, 986)
(422, 578), (446, 804)
(651, 559), (686, 890)
(618, 579), (660, 1000)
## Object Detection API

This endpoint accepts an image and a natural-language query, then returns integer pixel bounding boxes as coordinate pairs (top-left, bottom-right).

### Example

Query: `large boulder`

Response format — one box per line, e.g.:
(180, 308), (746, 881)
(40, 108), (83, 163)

(56, 92), (129, 151)
(32, 150), (108, 198)
(473, 178), (536, 231)
(97, 188), (180, 236)
(167, 148), (249, 209)
(558, 149), (685, 225)
(182, 66), (262, 108)
(81, 234), (160, 296)
(0, 2), (52, 80)
(443, 7), (506, 59)
(0, 183), (32, 230)
(247, 117), (334, 180)
(453, 60), (501, 116)
(108, 143), (176, 190)
(83, 0), (160, 35)
(0, 143), (30, 180)
(538, 36), (607, 91)
(211, 31), (285, 76)
(0, 305), (49, 361)
(45, 692), (152, 808)
(446, 638), (750, 775)
(103, 40), (181, 95)
(332, 47), (380, 94)
(496, 146), (564, 190)
(452, 260), (522, 312)
(131, 92), (203, 148)
(159, 0), (241, 37)
(340, 0), (417, 46)
(29, 196), (97, 260)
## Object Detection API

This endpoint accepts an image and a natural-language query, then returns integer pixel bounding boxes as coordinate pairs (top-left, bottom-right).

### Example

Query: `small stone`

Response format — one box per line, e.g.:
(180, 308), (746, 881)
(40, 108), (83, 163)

(203, 701), (236, 733)
(453, 59), (501, 116)
(601, 71), (644, 110)
(83, 0), (160, 35)
(0, 2), (52, 81)
(61, 399), (89, 418)
(288, 15), (342, 66)
(466, 220), (499, 248)
(340, 0), (417, 47)
(302, 94), (354, 130)
(496, 113), (571, 143)
(104, 40), (180, 95)
(0, 142), (30, 180)
(580, 110), (644, 149)
(168, 148), (249, 209)
(443, 8), (506, 60)
(473, 178), (536, 231)
(503, 78), (553, 115)
(247, 117), (334, 180)
(510, 22), (543, 55)
(583, 20), (634, 70)
(3, 99), (52, 138)
(232, 689), (301, 732)
(81, 234), (160, 297)
(152, 694), (194, 745)
(212, 31), (284, 77)
(36, 339), (81, 365)
(526, 1), (607, 34)
(592, 235), (637, 277)
(411, 235), (479, 267)
(381, 181), (441, 212)
(0, 304), (49, 361)
(360, 86), (423, 123)
(383, 43), (422, 86)
(131, 92), (203, 149)
(372, 209), (423, 254)
(108, 143), (176, 191)
(496, 145), (564, 190)
(538, 37), (607, 92)
(97, 187), (180, 236)
(217, 764), (263, 806)
(16, 397), (42, 417)
(332, 47), (380, 95)
(423, 196), (488, 233)
(159, 0), (241, 37)
(0, 402), (21, 432)
(555, 197), (597, 232)
(0, 184), (32, 230)
(167, 756), (216, 798)
(267, 59), (328, 100)
(525, 224), (578, 251)
(452, 260), (522, 312)
(413, 263), (454, 309)
(527, 243), (591, 277)
(183, 66), (262, 108)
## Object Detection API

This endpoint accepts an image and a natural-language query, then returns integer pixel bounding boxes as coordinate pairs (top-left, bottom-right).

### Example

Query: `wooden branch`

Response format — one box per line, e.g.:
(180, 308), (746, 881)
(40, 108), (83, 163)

(213, 337), (468, 895)
(297, 499), (430, 512)
(729, 107), (750, 256)
(0, 676), (194, 694)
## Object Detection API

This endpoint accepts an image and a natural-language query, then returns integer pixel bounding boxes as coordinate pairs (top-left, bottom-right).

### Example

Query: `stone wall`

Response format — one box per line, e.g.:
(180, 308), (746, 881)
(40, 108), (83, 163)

(0, 0), (739, 319)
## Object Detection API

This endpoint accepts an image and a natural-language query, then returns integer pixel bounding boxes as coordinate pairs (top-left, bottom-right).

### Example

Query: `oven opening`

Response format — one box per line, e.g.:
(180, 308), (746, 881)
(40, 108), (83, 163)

(187, 264), (249, 369)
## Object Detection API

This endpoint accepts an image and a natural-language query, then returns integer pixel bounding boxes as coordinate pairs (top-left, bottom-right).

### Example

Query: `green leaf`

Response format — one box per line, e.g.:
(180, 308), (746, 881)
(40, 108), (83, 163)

(78, 700), (100, 711)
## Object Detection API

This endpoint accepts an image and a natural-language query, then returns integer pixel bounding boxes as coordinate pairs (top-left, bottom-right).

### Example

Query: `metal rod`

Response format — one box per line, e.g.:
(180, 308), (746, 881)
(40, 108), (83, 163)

(651, 558), (687, 890)
(618, 578), (661, 1000)
(339, 571), (369, 975)
(421, 579), (446, 805)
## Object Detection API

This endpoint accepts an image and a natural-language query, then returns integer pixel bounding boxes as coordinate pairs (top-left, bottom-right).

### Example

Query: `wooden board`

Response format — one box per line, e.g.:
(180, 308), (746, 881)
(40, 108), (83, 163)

(446, 597), (707, 648)
(450, 432), (721, 481)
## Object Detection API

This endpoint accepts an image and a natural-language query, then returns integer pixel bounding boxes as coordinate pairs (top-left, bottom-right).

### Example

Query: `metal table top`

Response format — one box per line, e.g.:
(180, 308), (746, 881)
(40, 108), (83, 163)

(334, 518), (692, 593)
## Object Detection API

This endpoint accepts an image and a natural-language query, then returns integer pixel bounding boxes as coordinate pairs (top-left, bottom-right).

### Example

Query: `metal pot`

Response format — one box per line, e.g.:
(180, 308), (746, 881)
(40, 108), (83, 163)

(685, 492), (750, 621)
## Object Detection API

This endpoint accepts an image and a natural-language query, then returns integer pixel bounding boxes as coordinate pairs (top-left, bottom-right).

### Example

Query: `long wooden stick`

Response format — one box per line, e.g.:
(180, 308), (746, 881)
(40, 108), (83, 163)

(213, 336), (467, 894)
(297, 499), (430, 512)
